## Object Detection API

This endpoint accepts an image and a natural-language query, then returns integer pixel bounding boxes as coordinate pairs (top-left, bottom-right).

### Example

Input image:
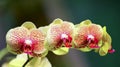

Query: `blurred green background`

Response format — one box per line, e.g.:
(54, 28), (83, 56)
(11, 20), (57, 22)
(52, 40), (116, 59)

(0, 0), (119, 67)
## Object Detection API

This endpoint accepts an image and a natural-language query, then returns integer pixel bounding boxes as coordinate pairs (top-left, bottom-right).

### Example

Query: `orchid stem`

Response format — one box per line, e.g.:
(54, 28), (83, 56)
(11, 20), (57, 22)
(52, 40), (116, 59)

(23, 54), (33, 67)
(0, 48), (8, 60)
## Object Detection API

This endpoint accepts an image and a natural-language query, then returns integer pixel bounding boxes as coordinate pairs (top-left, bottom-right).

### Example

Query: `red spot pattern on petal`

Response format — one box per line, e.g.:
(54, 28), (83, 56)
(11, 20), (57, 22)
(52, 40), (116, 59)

(74, 26), (88, 48)
(74, 24), (103, 48)
(30, 29), (46, 55)
(6, 27), (28, 53)
(6, 27), (46, 56)
(89, 24), (103, 41)
(48, 22), (74, 49)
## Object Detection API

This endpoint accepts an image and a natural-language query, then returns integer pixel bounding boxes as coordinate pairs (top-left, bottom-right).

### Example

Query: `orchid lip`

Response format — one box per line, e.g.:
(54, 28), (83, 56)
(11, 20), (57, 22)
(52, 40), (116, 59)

(87, 34), (95, 42)
(23, 45), (33, 54)
(61, 34), (68, 39)
(89, 44), (100, 48)
(60, 34), (72, 48)
(24, 39), (32, 45)
(23, 39), (33, 54)
(86, 34), (99, 48)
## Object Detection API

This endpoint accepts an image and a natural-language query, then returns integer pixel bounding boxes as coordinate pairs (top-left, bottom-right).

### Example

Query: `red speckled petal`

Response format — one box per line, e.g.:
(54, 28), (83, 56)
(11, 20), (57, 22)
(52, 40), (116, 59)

(74, 26), (88, 48)
(49, 25), (62, 45)
(6, 27), (28, 53)
(89, 24), (103, 41)
(74, 24), (103, 48)
(47, 22), (74, 49)
(30, 29), (46, 55)
(61, 22), (74, 35)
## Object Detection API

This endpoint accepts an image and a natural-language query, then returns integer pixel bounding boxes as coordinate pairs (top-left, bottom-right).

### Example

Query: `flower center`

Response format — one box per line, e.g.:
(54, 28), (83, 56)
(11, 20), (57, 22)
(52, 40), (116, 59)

(87, 34), (99, 48)
(24, 39), (32, 45)
(87, 34), (94, 42)
(60, 34), (72, 47)
(23, 39), (33, 54)
(61, 34), (68, 39)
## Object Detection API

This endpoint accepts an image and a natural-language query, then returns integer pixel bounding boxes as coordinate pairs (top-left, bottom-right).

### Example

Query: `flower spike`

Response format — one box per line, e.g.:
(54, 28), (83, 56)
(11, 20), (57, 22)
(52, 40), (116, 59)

(3, 18), (115, 67)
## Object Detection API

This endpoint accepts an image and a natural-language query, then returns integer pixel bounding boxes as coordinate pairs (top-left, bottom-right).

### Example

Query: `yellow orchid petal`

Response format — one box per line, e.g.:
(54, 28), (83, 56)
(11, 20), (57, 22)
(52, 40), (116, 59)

(21, 21), (36, 30)
(50, 18), (63, 25)
(26, 57), (52, 67)
(52, 47), (69, 55)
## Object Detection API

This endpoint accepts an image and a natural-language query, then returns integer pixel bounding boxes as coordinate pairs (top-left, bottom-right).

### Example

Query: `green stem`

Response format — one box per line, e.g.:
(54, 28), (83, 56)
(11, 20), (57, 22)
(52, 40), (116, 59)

(0, 48), (8, 60)
(23, 54), (33, 67)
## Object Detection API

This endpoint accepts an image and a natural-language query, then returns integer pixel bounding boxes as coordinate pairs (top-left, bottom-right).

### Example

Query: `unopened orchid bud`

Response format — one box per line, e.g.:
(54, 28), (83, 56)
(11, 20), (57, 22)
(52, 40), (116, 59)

(74, 20), (103, 51)
(6, 22), (47, 57)
(45, 18), (74, 50)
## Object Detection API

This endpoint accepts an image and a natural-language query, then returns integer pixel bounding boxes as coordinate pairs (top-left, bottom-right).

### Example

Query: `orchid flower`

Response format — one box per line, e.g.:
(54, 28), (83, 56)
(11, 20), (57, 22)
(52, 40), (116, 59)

(6, 22), (48, 57)
(74, 20), (103, 51)
(45, 18), (74, 55)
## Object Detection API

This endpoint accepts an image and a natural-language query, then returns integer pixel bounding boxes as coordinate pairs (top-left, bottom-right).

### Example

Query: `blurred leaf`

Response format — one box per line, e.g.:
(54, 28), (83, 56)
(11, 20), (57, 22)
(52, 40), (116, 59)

(8, 53), (28, 67)
(26, 57), (41, 67)
(0, 48), (8, 60)
(2, 62), (9, 67)
(52, 47), (69, 55)
(26, 57), (52, 67)
(39, 57), (52, 67)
